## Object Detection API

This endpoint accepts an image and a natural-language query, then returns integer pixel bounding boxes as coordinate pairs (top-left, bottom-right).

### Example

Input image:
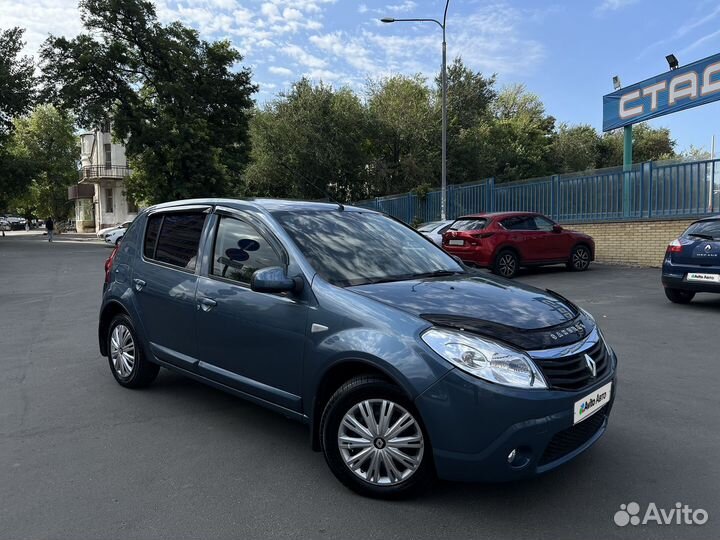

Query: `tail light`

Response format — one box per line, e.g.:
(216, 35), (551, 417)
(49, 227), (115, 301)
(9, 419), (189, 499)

(104, 243), (120, 283)
(471, 232), (494, 239)
(666, 239), (683, 254)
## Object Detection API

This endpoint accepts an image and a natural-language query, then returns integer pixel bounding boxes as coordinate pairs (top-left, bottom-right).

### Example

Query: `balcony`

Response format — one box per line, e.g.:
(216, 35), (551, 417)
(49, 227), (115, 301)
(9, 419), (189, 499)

(79, 165), (131, 182)
(68, 183), (96, 200)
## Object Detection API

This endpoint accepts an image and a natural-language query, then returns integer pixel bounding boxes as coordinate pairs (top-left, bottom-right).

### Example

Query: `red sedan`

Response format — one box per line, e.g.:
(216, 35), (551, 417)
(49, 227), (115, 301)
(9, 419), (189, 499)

(442, 212), (595, 278)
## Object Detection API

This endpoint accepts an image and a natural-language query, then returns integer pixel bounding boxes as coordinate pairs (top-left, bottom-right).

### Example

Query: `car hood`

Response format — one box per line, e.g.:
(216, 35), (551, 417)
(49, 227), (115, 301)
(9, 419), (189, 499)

(350, 274), (592, 350)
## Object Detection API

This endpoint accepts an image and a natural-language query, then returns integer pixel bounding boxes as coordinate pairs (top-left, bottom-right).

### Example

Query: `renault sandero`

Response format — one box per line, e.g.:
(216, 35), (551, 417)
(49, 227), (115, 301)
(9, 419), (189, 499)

(99, 199), (617, 498)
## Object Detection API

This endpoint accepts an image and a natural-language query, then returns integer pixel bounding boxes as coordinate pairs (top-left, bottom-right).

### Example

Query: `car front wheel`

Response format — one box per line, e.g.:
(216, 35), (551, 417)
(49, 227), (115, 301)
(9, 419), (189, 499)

(320, 375), (434, 499)
(567, 245), (591, 271)
(664, 288), (695, 304)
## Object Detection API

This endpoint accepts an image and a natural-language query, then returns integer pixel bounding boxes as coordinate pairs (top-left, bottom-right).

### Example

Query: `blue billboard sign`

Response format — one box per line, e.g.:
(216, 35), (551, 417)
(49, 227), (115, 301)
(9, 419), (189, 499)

(603, 52), (720, 132)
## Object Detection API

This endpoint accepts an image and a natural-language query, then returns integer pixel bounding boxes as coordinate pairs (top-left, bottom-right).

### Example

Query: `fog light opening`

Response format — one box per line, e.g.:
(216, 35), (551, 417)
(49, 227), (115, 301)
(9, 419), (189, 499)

(507, 447), (531, 469)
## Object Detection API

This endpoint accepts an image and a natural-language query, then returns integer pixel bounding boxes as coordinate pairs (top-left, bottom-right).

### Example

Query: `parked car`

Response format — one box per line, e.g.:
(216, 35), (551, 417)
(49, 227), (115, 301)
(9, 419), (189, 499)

(442, 212), (595, 278)
(417, 220), (454, 246)
(100, 199), (616, 498)
(97, 220), (133, 239)
(662, 216), (720, 303)
(104, 227), (126, 245)
(0, 219), (10, 232)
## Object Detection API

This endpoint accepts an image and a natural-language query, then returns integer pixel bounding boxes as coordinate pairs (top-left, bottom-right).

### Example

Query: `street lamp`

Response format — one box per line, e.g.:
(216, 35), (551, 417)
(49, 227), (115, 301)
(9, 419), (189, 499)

(381, 0), (451, 220)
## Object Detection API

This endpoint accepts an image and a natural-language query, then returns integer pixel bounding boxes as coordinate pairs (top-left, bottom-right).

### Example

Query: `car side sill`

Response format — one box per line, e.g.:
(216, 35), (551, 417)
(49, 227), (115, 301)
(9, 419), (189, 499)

(149, 356), (308, 424)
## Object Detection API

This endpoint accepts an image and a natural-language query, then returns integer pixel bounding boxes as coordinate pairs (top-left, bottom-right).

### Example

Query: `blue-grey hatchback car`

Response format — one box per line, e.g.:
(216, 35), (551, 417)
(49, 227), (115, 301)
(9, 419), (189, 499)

(99, 198), (617, 498)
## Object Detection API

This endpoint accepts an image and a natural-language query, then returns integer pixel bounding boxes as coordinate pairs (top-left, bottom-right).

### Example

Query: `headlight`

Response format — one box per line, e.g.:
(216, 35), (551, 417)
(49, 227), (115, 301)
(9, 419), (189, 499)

(422, 328), (547, 389)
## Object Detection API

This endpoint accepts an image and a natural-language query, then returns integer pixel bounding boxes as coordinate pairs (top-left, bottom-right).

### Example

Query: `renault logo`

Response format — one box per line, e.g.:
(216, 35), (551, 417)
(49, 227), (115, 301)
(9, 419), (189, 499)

(705, 244), (712, 252)
(584, 354), (597, 377)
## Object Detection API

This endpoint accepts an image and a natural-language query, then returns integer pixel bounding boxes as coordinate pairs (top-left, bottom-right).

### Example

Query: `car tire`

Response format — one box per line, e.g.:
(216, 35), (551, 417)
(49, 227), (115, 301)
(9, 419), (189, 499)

(664, 288), (696, 304)
(320, 375), (434, 499)
(492, 249), (519, 278)
(567, 245), (591, 272)
(107, 314), (159, 388)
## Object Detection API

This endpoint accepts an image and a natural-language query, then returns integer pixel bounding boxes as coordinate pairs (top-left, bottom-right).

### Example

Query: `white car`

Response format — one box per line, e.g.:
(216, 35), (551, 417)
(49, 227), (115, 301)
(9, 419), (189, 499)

(104, 228), (126, 245)
(417, 219), (454, 246)
(97, 220), (133, 239)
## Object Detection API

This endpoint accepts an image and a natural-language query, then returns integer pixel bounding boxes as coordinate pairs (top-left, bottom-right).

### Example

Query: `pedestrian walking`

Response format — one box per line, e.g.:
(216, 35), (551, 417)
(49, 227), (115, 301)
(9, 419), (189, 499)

(46, 217), (54, 242)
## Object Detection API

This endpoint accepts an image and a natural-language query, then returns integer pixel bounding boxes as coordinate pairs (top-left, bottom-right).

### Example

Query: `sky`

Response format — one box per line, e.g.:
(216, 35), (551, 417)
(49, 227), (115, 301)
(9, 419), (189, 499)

(3, 0), (720, 153)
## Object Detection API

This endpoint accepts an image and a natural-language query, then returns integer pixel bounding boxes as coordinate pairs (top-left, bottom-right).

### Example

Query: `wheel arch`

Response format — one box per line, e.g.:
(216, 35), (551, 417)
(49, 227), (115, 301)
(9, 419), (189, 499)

(98, 300), (130, 356)
(571, 241), (595, 261)
(309, 358), (411, 451)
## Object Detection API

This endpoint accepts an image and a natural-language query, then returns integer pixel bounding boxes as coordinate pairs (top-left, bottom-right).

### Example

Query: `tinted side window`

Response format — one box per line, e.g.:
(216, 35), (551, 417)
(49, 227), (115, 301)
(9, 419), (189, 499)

(451, 218), (487, 231)
(153, 213), (206, 270)
(212, 217), (282, 284)
(533, 216), (555, 231)
(143, 215), (162, 258)
(502, 216), (536, 230)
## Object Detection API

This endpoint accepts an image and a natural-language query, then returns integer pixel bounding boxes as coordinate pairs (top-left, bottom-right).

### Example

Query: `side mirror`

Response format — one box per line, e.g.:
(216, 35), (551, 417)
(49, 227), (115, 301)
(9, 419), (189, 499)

(251, 266), (302, 294)
(552, 224), (563, 233)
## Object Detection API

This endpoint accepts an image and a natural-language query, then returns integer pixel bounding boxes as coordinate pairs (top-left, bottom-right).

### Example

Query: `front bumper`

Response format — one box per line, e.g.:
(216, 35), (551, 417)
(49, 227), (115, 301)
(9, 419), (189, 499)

(415, 356), (616, 482)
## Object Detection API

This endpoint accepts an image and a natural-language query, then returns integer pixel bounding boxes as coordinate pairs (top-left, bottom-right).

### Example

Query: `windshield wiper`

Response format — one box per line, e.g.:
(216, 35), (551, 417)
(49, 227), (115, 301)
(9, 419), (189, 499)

(688, 233), (716, 240)
(361, 270), (462, 285)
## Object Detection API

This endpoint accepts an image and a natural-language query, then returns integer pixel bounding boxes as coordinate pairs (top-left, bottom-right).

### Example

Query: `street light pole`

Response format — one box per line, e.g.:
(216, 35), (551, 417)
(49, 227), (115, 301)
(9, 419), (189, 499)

(381, 0), (451, 220)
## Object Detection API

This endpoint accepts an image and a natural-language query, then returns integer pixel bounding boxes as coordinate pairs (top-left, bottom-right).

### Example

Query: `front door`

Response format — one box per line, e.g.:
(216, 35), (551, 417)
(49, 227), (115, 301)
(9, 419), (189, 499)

(195, 212), (308, 412)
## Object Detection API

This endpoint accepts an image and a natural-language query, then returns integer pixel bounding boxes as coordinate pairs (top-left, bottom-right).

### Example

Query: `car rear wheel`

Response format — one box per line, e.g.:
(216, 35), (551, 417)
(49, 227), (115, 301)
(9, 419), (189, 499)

(664, 288), (696, 304)
(320, 375), (434, 499)
(493, 250), (519, 278)
(107, 314), (159, 388)
(567, 245), (591, 271)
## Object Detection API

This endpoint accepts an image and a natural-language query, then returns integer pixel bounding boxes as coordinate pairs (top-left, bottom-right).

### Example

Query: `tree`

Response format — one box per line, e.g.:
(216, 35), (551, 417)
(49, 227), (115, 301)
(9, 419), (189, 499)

(366, 75), (437, 195)
(551, 124), (601, 173)
(597, 123), (676, 168)
(438, 57), (497, 184)
(244, 79), (370, 202)
(0, 27), (36, 209)
(487, 84), (556, 181)
(40, 0), (256, 204)
(6, 105), (78, 219)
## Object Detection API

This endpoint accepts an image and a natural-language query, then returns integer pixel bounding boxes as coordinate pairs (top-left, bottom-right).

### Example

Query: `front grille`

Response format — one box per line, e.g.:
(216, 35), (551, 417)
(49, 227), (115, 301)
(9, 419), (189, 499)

(539, 411), (607, 466)
(534, 340), (610, 391)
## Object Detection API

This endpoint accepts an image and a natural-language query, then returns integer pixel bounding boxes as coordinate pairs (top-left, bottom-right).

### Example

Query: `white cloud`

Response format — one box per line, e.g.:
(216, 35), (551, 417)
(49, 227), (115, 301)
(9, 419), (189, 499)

(384, 1), (416, 13)
(358, 4), (369, 14)
(269, 66), (294, 76)
(309, 32), (377, 71)
(281, 44), (328, 68)
(596, 0), (638, 13)
(283, 7), (303, 21)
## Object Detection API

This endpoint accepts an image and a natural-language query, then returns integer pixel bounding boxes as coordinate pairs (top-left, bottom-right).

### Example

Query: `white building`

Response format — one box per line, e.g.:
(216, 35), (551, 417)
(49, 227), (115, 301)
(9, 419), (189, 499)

(69, 122), (139, 232)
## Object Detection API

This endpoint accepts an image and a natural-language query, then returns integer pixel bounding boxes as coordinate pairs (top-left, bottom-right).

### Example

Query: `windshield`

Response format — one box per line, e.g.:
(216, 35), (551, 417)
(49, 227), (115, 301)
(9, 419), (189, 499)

(274, 210), (464, 286)
(685, 220), (720, 240)
(450, 218), (488, 231)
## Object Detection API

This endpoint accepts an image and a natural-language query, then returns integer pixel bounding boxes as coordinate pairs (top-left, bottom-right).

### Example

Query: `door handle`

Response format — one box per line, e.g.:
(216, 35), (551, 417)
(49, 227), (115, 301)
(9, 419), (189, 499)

(133, 278), (146, 292)
(198, 297), (217, 312)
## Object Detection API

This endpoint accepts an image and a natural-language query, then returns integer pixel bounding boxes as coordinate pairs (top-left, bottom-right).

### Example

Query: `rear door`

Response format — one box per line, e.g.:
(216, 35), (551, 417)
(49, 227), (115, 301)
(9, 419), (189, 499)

(500, 215), (546, 262)
(131, 208), (210, 370)
(532, 215), (568, 260)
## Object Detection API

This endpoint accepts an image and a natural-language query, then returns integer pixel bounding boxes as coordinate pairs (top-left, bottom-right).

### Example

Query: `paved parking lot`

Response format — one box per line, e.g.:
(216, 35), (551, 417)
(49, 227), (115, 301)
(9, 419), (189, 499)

(1, 233), (718, 539)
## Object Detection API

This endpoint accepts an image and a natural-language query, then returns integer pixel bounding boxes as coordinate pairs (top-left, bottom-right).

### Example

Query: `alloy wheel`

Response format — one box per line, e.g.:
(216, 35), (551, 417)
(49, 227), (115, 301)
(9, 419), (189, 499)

(110, 324), (135, 378)
(498, 253), (517, 277)
(573, 247), (590, 270)
(338, 399), (424, 486)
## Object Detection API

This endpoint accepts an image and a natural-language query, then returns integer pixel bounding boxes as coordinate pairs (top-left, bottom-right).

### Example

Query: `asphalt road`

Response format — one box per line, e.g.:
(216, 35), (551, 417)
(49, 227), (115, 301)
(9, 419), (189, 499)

(1, 233), (718, 540)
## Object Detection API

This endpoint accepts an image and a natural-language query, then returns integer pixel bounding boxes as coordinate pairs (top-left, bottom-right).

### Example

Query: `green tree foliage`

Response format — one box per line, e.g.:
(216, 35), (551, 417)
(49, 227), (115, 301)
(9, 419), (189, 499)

(551, 124), (602, 173)
(245, 79), (370, 202)
(596, 124), (676, 168)
(487, 84), (556, 180)
(366, 75), (437, 195)
(6, 105), (78, 219)
(0, 27), (36, 209)
(39, 0), (256, 204)
(440, 58), (497, 184)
